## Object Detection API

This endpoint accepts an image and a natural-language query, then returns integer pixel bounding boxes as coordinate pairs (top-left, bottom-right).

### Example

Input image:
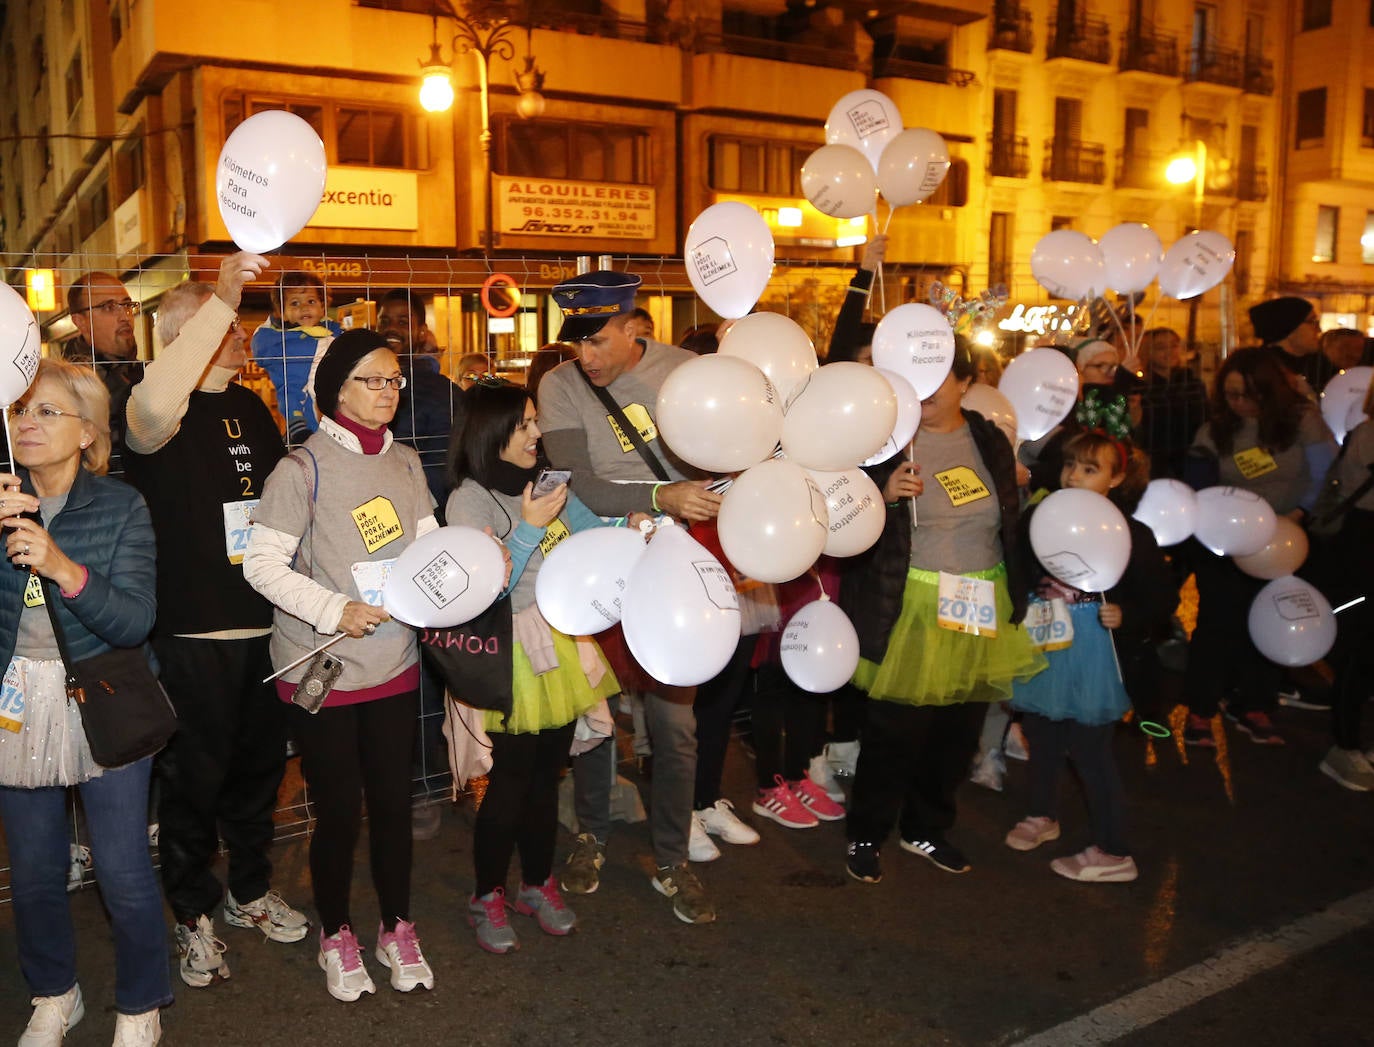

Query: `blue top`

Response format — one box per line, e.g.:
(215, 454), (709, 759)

(250, 317), (343, 442)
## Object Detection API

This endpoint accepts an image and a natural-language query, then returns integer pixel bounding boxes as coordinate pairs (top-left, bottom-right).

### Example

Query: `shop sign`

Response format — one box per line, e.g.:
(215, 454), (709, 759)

(307, 167), (419, 232)
(496, 176), (655, 239)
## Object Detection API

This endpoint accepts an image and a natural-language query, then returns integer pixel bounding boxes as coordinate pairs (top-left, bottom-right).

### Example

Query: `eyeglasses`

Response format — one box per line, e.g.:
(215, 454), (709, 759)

(350, 375), (407, 391)
(11, 403), (86, 424)
(90, 298), (140, 317)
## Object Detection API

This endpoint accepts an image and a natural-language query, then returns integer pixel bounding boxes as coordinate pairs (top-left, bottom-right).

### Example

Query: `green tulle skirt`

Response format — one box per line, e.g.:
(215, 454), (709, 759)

(484, 630), (620, 735)
(853, 564), (1047, 707)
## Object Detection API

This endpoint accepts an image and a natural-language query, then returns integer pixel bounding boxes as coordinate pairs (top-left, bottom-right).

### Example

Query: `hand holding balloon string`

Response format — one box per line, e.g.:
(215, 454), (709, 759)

(0, 476), (83, 592)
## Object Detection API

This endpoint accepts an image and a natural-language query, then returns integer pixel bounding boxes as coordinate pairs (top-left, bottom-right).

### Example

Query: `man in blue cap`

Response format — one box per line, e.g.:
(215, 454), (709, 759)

(537, 270), (723, 924)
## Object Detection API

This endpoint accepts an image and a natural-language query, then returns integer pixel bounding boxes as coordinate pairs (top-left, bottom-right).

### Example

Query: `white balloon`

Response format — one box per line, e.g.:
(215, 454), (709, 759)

(870, 303), (956, 398)
(781, 362), (897, 470)
(1234, 516), (1310, 580)
(861, 369), (922, 466)
(216, 110), (328, 253)
(1193, 486), (1277, 557)
(0, 284), (41, 408)
(998, 348), (1080, 441)
(805, 468), (886, 558)
(825, 89), (904, 173)
(1029, 488), (1132, 592)
(1321, 366), (1373, 444)
(1247, 575), (1337, 667)
(876, 128), (950, 207)
(961, 382), (1018, 450)
(717, 311), (819, 406)
(800, 144), (878, 219)
(1133, 479), (1198, 547)
(1030, 229), (1107, 300)
(383, 525), (505, 629)
(622, 523), (741, 686)
(534, 527), (647, 635)
(780, 598), (861, 693)
(1098, 222), (1163, 295)
(656, 355), (782, 472)
(1157, 231), (1236, 300)
(718, 460), (829, 583)
(685, 202), (776, 320)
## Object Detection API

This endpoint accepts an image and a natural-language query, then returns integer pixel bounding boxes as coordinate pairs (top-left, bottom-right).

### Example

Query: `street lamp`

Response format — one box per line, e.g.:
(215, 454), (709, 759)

(1165, 139), (1207, 231)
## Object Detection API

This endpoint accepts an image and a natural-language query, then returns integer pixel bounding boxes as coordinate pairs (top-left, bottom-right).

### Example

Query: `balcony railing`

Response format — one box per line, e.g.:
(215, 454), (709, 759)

(1186, 45), (1243, 87)
(1043, 139), (1107, 184)
(873, 55), (977, 86)
(1119, 23), (1180, 76)
(1047, 17), (1111, 64)
(1115, 149), (1166, 189)
(1236, 165), (1268, 201)
(704, 32), (863, 71)
(989, 7), (1034, 53)
(1242, 54), (1274, 95)
(988, 134), (1030, 178)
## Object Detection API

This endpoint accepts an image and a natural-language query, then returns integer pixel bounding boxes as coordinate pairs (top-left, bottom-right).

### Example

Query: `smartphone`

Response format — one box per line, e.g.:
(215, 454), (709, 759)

(532, 468), (571, 498)
(291, 652), (344, 714)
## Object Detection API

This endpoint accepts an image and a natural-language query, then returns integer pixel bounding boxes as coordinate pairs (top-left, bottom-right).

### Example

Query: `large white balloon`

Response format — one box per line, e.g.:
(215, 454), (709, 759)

(717, 311), (819, 406)
(861, 369), (922, 466)
(781, 363), (897, 470)
(685, 202), (775, 319)
(780, 598), (861, 693)
(998, 348), (1079, 441)
(1193, 486), (1277, 557)
(216, 110), (328, 253)
(871, 303), (956, 398)
(805, 468), (886, 558)
(876, 128), (950, 207)
(718, 460), (829, 583)
(656, 354), (782, 472)
(961, 382), (1018, 450)
(534, 527), (647, 636)
(825, 89), (904, 173)
(383, 525), (505, 629)
(1098, 222), (1163, 295)
(1234, 516), (1310, 580)
(1029, 488), (1132, 592)
(0, 284), (41, 408)
(1157, 231), (1235, 300)
(622, 523), (741, 686)
(1321, 366), (1373, 445)
(1133, 479), (1198, 547)
(1030, 229), (1107, 300)
(800, 144), (878, 219)
(1247, 575), (1337, 667)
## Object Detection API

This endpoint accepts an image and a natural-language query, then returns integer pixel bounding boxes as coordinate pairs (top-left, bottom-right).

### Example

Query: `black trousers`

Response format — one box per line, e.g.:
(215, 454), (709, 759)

(751, 663), (827, 789)
(292, 690), (418, 936)
(474, 724), (574, 896)
(1184, 542), (1279, 717)
(830, 683), (867, 744)
(155, 634), (287, 922)
(692, 636), (755, 810)
(846, 700), (989, 845)
(1021, 713), (1129, 856)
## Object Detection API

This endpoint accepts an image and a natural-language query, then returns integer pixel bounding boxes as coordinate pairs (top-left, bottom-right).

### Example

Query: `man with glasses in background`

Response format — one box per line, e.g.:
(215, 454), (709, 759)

(66, 272), (145, 472)
(1249, 296), (1330, 400)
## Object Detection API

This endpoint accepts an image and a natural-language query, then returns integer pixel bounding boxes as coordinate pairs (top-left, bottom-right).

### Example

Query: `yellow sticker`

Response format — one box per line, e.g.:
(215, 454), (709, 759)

(539, 519), (571, 557)
(351, 496), (404, 554)
(933, 466), (992, 507)
(22, 572), (44, 608)
(1233, 446), (1278, 480)
(607, 403), (659, 454)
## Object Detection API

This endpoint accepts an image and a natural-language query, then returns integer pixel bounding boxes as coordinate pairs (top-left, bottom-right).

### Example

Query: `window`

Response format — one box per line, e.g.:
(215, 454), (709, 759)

(1363, 90), (1374, 147)
(989, 211), (1013, 288)
(337, 107), (407, 167)
(1362, 213), (1374, 264)
(705, 135), (806, 195)
(928, 158), (968, 207)
(1314, 205), (1338, 263)
(1234, 229), (1252, 295)
(223, 96), (419, 169)
(65, 51), (83, 116)
(116, 137), (144, 198)
(1296, 88), (1327, 148)
(77, 176), (110, 242)
(1051, 215), (1074, 230)
(504, 120), (652, 184)
(1302, 0), (1332, 30)
(1123, 107), (1149, 157)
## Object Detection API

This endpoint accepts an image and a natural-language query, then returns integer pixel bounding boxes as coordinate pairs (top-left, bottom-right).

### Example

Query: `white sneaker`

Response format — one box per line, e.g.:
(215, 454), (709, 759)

(695, 799), (761, 845)
(969, 749), (1006, 792)
(1005, 723), (1030, 761)
(688, 812), (721, 862)
(375, 919), (434, 991)
(807, 754), (845, 802)
(66, 845), (91, 894)
(111, 1009), (161, 1047)
(174, 915), (230, 988)
(319, 926), (376, 1002)
(223, 890), (310, 943)
(19, 984), (83, 1046)
(825, 740), (860, 778)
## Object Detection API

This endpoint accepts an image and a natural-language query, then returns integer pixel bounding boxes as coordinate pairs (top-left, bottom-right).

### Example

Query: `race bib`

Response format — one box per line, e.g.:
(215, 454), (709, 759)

(351, 496), (404, 554)
(1233, 447), (1277, 480)
(0, 661), (24, 733)
(22, 571), (44, 609)
(539, 519), (571, 557)
(936, 572), (998, 637)
(1024, 597), (1074, 652)
(223, 499), (257, 565)
(607, 403), (659, 453)
(352, 558), (397, 607)
(933, 466), (992, 507)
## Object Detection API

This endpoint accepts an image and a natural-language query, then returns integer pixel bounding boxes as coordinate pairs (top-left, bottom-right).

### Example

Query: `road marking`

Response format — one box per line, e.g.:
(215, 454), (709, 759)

(1013, 885), (1374, 1045)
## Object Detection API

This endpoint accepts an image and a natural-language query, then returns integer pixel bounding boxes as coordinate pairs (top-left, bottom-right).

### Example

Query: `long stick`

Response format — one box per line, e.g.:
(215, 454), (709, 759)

(3, 405), (12, 477)
(262, 631), (347, 683)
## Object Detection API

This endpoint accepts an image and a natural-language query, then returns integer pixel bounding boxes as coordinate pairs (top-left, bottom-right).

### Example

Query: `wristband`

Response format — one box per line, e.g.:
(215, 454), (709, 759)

(886, 501), (900, 509)
(61, 565), (89, 599)
(651, 484), (664, 512)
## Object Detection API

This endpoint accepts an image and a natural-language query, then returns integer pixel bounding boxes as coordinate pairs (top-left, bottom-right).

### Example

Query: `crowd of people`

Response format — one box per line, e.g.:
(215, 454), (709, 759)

(0, 248), (1370, 1046)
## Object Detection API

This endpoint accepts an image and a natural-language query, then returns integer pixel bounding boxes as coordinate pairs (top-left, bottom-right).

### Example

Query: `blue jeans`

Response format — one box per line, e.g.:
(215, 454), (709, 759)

(0, 757), (173, 1014)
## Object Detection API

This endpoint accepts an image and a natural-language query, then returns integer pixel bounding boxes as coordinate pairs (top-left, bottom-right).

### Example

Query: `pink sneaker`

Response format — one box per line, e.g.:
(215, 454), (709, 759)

(1004, 816), (1061, 852)
(752, 775), (819, 829)
(375, 919), (434, 992)
(1050, 846), (1138, 883)
(789, 773), (845, 821)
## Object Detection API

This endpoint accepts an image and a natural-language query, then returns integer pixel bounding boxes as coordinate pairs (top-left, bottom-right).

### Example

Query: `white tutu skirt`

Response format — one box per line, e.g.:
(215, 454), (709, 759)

(0, 657), (104, 788)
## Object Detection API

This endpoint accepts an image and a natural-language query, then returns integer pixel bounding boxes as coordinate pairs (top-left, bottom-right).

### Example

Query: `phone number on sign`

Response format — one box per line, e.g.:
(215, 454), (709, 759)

(521, 206), (636, 221)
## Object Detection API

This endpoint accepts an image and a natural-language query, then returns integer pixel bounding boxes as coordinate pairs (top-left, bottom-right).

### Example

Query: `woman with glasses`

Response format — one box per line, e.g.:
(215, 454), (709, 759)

(244, 330), (437, 1003)
(1180, 347), (1338, 747)
(0, 359), (169, 1046)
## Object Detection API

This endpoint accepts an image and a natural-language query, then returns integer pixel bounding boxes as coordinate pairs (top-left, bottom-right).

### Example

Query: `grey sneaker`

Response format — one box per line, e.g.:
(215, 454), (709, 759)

(223, 890), (310, 943)
(560, 832), (605, 895)
(468, 889), (519, 953)
(1320, 746), (1374, 792)
(652, 863), (716, 925)
(174, 915), (230, 987)
(514, 876), (578, 935)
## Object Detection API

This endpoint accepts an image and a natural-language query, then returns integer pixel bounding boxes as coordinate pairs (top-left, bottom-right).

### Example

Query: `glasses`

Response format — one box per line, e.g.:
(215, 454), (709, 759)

(91, 298), (140, 317)
(350, 375), (407, 391)
(12, 403), (85, 424)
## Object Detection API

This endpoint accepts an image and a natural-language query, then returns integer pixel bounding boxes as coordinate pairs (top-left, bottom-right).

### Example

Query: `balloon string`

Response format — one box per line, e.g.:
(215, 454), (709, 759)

(2, 406), (11, 477)
(1101, 295), (1128, 351)
(906, 441), (918, 528)
(1333, 596), (1366, 615)
(1127, 296), (1142, 359)
(810, 566), (829, 602)
(1100, 593), (1124, 681)
(1139, 295), (1164, 337)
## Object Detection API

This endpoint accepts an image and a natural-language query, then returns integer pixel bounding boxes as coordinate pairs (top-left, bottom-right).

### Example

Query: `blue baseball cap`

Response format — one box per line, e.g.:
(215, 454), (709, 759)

(553, 271), (642, 341)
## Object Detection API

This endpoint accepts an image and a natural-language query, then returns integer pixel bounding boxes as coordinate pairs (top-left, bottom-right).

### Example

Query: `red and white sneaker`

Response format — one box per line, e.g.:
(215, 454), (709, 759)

(752, 775), (819, 829)
(789, 772), (845, 821)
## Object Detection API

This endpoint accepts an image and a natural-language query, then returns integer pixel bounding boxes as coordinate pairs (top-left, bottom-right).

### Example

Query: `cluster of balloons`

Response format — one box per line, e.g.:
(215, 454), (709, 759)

(1030, 223), (1236, 303)
(800, 90), (951, 220)
(216, 110), (328, 254)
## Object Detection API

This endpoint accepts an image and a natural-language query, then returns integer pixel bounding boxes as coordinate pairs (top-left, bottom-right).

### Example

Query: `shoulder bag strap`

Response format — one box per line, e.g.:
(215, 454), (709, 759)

(1316, 461), (1374, 529)
(38, 576), (81, 700)
(575, 359), (671, 483)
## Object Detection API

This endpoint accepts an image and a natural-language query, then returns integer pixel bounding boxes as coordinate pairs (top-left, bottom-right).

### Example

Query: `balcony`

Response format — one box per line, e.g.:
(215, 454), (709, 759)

(1236, 165), (1269, 202)
(1115, 149), (1167, 189)
(1119, 23), (1180, 77)
(989, 6), (1034, 54)
(1043, 139), (1107, 184)
(988, 134), (1030, 178)
(873, 54), (976, 86)
(1243, 54), (1274, 96)
(1047, 17), (1111, 64)
(704, 32), (863, 72)
(1186, 45), (1243, 88)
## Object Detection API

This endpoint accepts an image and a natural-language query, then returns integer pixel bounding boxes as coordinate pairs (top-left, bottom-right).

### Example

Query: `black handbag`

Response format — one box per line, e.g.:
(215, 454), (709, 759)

(41, 577), (176, 768)
(416, 593), (514, 722)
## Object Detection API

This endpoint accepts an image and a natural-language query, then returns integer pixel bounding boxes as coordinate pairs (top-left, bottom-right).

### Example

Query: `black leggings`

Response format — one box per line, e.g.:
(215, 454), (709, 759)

(693, 637), (755, 810)
(474, 724), (574, 896)
(293, 691), (418, 936)
(1184, 542), (1279, 717)
(751, 664), (826, 789)
(1021, 713), (1129, 857)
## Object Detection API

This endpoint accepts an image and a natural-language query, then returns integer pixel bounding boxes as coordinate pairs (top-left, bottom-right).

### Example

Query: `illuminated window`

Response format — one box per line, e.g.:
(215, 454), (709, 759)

(1314, 205), (1338, 263)
(1362, 213), (1374, 264)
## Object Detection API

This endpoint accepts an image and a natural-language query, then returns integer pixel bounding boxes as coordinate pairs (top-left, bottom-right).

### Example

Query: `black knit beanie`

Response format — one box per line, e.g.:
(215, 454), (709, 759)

(1249, 297), (1313, 344)
(314, 329), (390, 419)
